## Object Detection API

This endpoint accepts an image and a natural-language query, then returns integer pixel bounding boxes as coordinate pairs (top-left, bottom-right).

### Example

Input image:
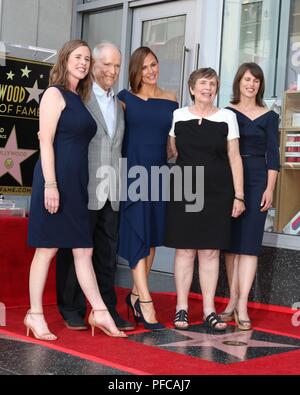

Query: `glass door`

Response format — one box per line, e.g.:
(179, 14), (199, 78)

(131, 0), (197, 273)
(219, 0), (282, 106)
(132, 0), (197, 107)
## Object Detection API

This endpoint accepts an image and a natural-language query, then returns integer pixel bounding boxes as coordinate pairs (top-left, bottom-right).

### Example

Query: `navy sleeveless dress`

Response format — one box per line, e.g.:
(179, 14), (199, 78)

(117, 89), (178, 268)
(226, 108), (280, 256)
(28, 86), (97, 248)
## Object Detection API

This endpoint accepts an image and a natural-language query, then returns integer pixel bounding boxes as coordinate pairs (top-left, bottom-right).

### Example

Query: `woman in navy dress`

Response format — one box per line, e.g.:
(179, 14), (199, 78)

(221, 63), (280, 330)
(26, 40), (126, 340)
(118, 47), (178, 329)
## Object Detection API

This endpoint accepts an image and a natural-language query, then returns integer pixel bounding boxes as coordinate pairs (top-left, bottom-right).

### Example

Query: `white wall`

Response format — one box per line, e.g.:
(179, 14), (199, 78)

(0, 0), (74, 61)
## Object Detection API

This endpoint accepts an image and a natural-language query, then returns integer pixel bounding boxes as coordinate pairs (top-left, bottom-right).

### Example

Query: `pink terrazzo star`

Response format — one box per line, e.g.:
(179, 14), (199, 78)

(0, 126), (38, 185)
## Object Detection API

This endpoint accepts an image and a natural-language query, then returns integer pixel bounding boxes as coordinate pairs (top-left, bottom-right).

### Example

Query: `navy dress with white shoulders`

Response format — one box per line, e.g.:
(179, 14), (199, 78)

(165, 107), (239, 250)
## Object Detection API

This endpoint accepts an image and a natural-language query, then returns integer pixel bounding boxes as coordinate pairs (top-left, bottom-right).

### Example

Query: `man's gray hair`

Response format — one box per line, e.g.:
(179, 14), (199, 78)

(92, 41), (122, 59)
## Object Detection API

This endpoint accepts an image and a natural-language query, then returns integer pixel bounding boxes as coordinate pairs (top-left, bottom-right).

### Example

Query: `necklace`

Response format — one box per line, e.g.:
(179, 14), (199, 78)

(237, 104), (257, 113)
(189, 105), (217, 124)
(190, 104), (216, 117)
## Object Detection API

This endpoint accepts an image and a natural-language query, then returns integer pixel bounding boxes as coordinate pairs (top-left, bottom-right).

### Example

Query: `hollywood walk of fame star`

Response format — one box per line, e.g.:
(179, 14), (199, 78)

(158, 329), (299, 361)
(6, 71), (15, 80)
(0, 126), (37, 185)
(25, 80), (43, 104)
(20, 66), (32, 78)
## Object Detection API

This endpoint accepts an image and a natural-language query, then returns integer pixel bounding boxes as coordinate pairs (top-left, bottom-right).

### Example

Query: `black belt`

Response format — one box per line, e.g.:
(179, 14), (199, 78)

(241, 154), (265, 158)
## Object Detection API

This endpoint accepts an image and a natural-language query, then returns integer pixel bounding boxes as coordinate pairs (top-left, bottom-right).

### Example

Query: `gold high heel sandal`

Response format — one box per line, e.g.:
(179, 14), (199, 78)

(219, 310), (235, 322)
(234, 309), (252, 331)
(88, 309), (127, 338)
(24, 310), (57, 341)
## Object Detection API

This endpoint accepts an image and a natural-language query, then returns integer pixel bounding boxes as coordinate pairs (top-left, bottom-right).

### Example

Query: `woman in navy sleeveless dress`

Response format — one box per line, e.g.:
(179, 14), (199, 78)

(25, 40), (126, 341)
(221, 63), (280, 330)
(118, 47), (178, 329)
(28, 88), (95, 247)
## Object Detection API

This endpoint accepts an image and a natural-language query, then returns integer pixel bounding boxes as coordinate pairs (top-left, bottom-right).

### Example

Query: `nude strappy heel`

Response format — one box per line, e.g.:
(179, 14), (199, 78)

(88, 309), (127, 338)
(24, 310), (57, 341)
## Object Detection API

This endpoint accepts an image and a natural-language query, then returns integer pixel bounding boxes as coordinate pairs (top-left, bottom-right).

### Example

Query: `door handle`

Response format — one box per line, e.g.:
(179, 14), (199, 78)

(194, 43), (200, 70)
(179, 45), (190, 107)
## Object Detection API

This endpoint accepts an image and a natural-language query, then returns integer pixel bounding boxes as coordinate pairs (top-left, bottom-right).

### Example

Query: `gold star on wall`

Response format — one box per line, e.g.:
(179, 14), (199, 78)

(20, 66), (32, 78)
(6, 71), (15, 80)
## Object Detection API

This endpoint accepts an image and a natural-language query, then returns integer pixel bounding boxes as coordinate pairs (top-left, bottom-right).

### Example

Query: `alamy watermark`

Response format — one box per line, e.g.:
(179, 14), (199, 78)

(0, 302), (6, 326)
(95, 159), (204, 213)
(0, 42), (6, 67)
(291, 302), (300, 327)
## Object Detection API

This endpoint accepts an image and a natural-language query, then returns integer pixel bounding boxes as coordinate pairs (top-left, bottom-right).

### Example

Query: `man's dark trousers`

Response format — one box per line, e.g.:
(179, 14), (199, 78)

(56, 200), (119, 321)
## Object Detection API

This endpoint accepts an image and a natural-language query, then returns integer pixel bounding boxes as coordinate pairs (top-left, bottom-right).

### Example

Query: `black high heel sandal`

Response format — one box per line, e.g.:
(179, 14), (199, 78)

(134, 299), (165, 330)
(174, 309), (189, 330)
(204, 312), (227, 332)
(125, 292), (142, 323)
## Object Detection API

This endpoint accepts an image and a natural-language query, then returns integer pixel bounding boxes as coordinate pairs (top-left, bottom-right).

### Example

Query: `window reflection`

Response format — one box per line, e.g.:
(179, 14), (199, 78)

(239, 2), (263, 62)
(142, 16), (186, 97)
(286, 0), (300, 90)
(219, 0), (281, 107)
(82, 8), (122, 52)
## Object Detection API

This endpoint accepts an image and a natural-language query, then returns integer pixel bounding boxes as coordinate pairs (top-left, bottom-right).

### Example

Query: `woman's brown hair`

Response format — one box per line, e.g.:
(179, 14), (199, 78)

(49, 39), (93, 102)
(129, 46), (158, 93)
(231, 62), (265, 107)
(188, 68), (220, 101)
